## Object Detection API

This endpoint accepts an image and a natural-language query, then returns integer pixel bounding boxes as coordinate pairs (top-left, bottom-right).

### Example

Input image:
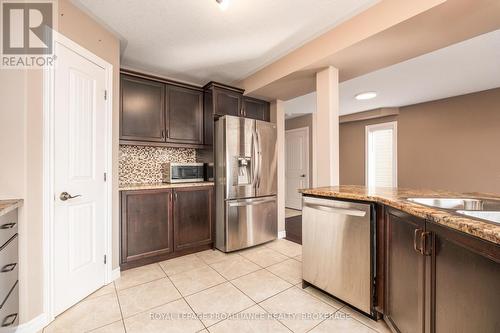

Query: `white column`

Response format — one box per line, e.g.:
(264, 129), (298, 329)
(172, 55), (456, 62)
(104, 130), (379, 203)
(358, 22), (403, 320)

(271, 100), (285, 236)
(315, 66), (340, 186)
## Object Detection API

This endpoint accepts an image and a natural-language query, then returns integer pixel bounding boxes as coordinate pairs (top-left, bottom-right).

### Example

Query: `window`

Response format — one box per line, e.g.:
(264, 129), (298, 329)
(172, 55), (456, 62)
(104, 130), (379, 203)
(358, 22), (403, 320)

(365, 122), (397, 188)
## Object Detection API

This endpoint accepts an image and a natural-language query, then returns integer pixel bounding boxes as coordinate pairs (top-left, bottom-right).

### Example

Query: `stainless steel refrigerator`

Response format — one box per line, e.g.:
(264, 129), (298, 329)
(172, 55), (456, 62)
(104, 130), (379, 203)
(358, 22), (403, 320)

(215, 115), (277, 252)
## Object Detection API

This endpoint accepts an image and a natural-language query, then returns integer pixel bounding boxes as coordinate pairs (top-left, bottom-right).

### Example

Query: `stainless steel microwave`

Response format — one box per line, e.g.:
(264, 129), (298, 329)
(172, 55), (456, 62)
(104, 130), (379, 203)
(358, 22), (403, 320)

(162, 162), (205, 183)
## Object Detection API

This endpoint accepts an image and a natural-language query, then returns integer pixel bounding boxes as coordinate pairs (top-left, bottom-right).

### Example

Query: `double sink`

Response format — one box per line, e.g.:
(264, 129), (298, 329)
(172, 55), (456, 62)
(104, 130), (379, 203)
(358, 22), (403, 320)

(407, 197), (500, 225)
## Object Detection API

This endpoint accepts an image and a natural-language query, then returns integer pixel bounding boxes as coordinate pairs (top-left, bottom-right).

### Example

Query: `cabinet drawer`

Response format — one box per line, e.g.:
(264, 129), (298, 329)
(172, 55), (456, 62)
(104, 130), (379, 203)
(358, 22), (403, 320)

(0, 235), (18, 304)
(0, 281), (18, 328)
(0, 210), (17, 248)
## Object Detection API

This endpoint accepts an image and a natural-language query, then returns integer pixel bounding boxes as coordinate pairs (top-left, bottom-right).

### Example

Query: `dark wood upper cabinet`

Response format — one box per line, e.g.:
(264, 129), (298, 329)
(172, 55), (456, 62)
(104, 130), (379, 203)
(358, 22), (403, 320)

(213, 87), (242, 117)
(202, 81), (270, 146)
(120, 70), (204, 148)
(173, 186), (213, 251)
(203, 90), (214, 145)
(120, 75), (166, 142)
(120, 189), (173, 268)
(242, 97), (270, 121)
(166, 85), (203, 145)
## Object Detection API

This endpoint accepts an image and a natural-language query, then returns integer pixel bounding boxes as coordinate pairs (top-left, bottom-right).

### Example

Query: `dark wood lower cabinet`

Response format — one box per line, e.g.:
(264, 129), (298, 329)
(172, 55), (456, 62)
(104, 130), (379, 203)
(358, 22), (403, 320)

(120, 186), (214, 270)
(384, 207), (500, 333)
(428, 222), (500, 333)
(385, 209), (426, 333)
(121, 189), (173, 269)
(173, 186), (213, 251)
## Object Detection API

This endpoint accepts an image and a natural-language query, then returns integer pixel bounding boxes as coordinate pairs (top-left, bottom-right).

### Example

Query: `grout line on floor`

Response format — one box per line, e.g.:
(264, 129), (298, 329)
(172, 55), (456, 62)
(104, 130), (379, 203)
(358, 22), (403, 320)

(114, 263), (167, 292)
(112, 282), (129, 333)
(162, 264), (209, 332)
(253, 286), (296, 333)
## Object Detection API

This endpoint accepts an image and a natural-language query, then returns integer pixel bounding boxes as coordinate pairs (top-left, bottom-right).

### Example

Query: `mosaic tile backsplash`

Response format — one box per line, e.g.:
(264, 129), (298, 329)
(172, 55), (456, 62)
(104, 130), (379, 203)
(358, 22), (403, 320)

(119, 145), (196, 185)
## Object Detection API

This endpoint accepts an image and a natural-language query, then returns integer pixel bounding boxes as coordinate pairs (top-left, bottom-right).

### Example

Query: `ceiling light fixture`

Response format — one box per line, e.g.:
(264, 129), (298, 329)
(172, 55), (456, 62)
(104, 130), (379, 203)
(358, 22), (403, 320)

(216, 0), (230, 11)
(355, 91), (377, 100)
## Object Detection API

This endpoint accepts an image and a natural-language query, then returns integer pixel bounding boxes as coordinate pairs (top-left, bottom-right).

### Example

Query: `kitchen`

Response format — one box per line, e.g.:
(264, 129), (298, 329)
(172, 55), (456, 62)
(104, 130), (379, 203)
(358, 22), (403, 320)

(0, 0), (499, 333)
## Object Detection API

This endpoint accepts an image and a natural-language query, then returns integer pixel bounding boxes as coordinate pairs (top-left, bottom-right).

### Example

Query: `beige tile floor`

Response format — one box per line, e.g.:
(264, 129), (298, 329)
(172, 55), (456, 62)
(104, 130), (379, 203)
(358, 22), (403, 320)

(43, 239), (391, 333)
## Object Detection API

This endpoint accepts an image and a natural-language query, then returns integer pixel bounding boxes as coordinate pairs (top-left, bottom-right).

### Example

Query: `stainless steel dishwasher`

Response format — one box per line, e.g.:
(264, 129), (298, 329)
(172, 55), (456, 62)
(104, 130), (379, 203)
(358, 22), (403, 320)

(302, 196), (376, 318)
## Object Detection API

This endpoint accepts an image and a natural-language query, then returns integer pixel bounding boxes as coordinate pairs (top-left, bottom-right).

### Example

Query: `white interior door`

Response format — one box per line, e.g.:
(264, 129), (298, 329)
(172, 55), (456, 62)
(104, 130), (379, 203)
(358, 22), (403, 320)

(285, 127), (309, 210)
(53, 41), (107, 315)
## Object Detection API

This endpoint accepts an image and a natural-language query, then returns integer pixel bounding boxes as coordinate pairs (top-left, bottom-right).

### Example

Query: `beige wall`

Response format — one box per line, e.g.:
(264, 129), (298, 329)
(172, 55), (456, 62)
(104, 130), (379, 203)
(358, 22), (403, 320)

(285, 114), (313, 183)
(0, 0), (120, 323)
(340, 88), (500, 194)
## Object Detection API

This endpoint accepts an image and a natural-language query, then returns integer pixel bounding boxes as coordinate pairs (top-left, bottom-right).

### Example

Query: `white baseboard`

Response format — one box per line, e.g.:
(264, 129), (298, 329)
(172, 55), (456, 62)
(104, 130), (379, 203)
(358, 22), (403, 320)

(111, 267), (121, 281)
(15, 313), (49, 333)
(278, 231), (286, 239)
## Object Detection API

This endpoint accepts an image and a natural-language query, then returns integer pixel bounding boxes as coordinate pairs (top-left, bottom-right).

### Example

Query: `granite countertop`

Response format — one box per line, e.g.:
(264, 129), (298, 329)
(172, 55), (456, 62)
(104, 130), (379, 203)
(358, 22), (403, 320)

(0, 199), (23, 217)
(119, 182), (214, 191)
(300, 185), (500, 245)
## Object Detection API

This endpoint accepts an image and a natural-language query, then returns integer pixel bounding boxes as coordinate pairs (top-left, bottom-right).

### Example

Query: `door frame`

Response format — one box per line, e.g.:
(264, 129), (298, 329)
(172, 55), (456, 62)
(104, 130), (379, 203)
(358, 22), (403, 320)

(285, 126), (309, 209)
(42, 32), (114, 322)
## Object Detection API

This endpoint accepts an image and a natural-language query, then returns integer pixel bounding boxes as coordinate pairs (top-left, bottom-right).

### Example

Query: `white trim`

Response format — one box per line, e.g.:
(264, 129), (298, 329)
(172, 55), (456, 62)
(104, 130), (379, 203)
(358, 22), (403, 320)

(278, 230), (287, 239)
(111, 268), (121, 281)
(42, 31), (114, 323)
(285, 126), (310, 210)
(365, 121), (398, 188)
(14, 313), (49, 333)
(311, 112), (318, 187)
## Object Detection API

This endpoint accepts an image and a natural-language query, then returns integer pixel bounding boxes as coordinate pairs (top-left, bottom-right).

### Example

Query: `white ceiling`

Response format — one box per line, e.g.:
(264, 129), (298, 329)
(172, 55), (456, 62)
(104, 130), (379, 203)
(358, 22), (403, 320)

(284, 29), (500, 117)
(72, 0), (378, 85)
(339, 29), (500, 115)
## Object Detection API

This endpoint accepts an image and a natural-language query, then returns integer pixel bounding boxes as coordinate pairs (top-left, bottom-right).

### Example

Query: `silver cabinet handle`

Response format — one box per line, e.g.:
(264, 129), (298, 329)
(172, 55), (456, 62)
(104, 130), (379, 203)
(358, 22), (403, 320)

(60, 192), (82, 201)
(0, 223), (16, 229)
(304, 203), (366, 217)
(1, 263), (16, 272)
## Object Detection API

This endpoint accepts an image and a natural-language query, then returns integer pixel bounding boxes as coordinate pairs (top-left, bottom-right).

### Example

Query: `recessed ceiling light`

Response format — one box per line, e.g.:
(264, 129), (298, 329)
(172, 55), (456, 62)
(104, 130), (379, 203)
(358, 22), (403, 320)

(216, 0), (230, 11)
(355, 92), (377, 100)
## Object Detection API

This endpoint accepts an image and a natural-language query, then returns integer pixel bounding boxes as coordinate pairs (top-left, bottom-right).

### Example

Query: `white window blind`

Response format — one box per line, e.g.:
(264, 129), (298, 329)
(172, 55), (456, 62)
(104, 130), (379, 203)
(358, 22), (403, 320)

(366, 122), (397, 188)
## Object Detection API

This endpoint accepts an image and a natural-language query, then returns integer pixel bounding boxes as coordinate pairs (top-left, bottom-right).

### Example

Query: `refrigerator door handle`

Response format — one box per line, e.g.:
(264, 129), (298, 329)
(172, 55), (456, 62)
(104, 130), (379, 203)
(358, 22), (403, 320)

(228, 197), (276, 207)
(256, 130), (262, 188)
(252, 130), (259, 186)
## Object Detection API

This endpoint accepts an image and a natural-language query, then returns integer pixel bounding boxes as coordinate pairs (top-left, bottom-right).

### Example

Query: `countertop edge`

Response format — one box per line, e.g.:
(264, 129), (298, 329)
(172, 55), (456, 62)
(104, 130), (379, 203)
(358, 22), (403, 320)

(301, 188), (500, 245)
(0, 199), (23, 217)
(119, 182), (215, 191)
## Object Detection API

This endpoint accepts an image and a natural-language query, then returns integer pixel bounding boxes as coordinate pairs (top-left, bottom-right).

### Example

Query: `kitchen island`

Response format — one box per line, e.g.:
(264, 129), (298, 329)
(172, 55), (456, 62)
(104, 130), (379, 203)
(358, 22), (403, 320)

(300, 186), (500, 333)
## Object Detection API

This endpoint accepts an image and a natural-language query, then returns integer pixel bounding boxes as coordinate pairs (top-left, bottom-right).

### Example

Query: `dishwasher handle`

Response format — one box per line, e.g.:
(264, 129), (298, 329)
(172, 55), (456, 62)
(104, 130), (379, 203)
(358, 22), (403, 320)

(304, 202), (367, 217)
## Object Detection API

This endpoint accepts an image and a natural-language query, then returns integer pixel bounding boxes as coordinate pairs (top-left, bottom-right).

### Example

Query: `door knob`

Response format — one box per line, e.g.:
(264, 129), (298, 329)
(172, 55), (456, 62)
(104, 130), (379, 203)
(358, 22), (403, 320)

(60, 192), (82, 201)
(300, 174), (306, 178)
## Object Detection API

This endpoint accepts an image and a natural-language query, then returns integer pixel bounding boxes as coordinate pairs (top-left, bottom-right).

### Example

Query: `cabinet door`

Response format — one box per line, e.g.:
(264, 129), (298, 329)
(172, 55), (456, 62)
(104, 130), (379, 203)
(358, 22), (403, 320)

(166, 85), (203, 144)
(120, 75), (166, 142)
(243, 97), (270, 121)
(173, 187), (213, 251)
(214, 88), (242, 117)
(429, 223), (500, 333)
(203, 90), (214, 145)
(121, 190), (173, 265)
(385, 210), (426, 333)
